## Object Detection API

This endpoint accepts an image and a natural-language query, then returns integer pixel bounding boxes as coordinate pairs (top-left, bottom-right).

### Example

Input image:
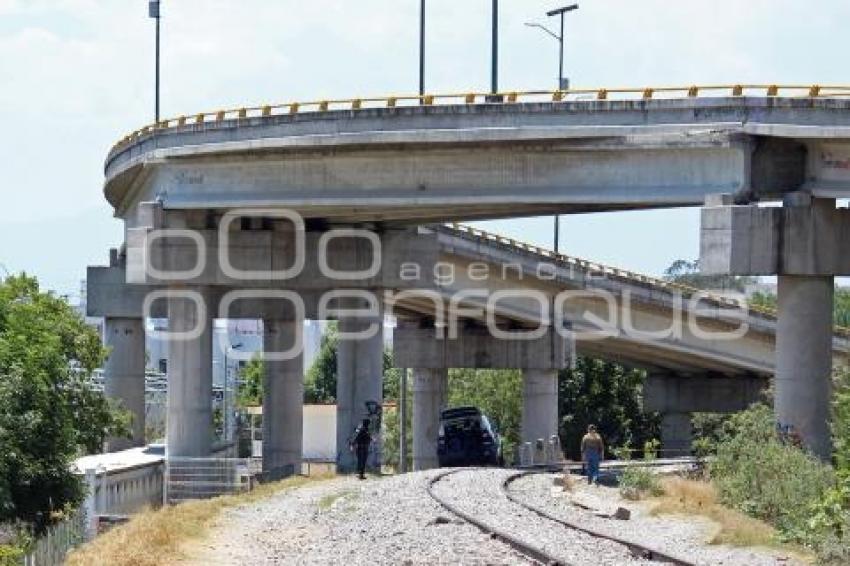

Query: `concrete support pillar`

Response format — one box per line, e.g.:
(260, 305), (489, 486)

(521, 369), (559, 446)
(776, 275), (834, 460)
(412, 368), (448, 471)
(336, 317), (384, 473)
(103, 317), (146, 451)
(262, 319), (304, 480)
(660, 413), (692, 456)
(166, 292), (213, 458)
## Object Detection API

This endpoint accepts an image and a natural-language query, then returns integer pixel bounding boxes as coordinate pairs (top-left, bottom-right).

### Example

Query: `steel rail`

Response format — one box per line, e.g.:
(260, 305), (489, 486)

(110, 84), (850, 153)
(427, 468), (572, 565)
(502, 470), (696, 566)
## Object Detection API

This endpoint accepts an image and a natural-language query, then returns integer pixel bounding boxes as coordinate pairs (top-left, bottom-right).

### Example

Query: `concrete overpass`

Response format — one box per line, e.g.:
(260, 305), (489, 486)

(89, 85), (850, 473)
(107, 86), (850, 223)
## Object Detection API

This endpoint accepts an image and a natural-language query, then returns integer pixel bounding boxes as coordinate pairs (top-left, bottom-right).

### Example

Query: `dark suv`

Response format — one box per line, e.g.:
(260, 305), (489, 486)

(437, 406), (503, 467)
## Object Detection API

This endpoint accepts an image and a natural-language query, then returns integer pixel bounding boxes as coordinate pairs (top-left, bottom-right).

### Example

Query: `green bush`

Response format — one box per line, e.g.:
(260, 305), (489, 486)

(0, 545), (23, 566)
(709, 405), (835, 544)
(619, 466), (663, 500)
(616, 442), (663, 500)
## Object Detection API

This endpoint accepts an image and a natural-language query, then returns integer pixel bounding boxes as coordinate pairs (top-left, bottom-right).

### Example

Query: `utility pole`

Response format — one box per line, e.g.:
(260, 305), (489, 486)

(399, 368), (408, 472)
(491, 0), (499, 94)
(148, 0), (161, 124)
(419, 0), (425, 96)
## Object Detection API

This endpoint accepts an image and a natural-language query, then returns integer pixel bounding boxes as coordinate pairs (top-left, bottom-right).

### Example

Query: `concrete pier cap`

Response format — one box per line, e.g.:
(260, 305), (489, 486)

(700, 191), (847, 460)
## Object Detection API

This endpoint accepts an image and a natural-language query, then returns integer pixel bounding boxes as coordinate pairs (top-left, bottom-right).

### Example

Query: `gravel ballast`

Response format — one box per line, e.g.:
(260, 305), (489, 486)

(508, 472), (804, 566)
(430, 468), (651, 565)
(184, 471), (530, 565)
(183, 469), (806, 565)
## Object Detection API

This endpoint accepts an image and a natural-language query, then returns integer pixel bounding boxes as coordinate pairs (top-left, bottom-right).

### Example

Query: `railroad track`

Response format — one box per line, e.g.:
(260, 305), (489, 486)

(503, 471), (695, 566)
(427, 468), (696, 566)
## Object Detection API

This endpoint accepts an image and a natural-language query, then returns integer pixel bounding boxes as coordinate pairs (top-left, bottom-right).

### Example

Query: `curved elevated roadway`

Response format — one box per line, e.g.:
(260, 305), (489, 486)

(105, 85), (850, 223)
(388, 223), (850, 379)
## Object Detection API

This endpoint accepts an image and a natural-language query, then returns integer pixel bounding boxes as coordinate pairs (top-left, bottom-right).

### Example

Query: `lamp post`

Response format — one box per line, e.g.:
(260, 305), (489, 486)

(525, 4), (578, 253)
(148, 0), (161, 123)
(491, 0), (499, 94)
(223, 342), (243, 442)
(419, 0), (425, 96)
(548, 4), (578, 90)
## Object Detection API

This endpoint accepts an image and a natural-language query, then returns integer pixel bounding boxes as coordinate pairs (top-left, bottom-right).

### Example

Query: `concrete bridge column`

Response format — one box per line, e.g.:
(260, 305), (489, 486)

(412, 368), (448, 471)
(103, 317), (146, 451)
(166, 291), (213, 458)
(336, 317), (384, 473)
(262, 319), (304, 480)
(701, 194), (841, 460)
(660, 413), (692, 456)
(776, 275), (834, 460)
(521, 369), (559, 446)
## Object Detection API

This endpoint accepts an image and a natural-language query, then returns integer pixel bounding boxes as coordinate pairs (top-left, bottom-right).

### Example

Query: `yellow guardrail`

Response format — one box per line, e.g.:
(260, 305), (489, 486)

(110, 84), (850, 154)
(447, 223), (850, 338)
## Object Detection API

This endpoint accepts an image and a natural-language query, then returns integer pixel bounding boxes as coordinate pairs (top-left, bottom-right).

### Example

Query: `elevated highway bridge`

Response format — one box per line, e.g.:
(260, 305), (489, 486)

(90, 85), (850, 473)
(106, 85), (850, 223)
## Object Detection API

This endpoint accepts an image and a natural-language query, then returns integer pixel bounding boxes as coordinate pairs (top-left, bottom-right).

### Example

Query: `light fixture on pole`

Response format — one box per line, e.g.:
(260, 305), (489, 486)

(148, 0), (161, 124)
(526, 4), (578, 253)
(547, 4), (578, 90)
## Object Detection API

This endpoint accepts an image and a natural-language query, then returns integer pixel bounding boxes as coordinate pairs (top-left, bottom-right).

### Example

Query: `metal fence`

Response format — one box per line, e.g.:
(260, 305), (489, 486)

(21, 510), (86, 566)
(518, 436), (564, 467)
(165, 457), (260, 504)
(83, 461), (165, 518)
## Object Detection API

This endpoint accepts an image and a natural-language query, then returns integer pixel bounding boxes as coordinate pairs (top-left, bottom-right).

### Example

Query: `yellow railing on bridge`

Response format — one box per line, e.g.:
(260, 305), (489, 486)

(111, 84), (850, 154)
(446, 223), (850, 338)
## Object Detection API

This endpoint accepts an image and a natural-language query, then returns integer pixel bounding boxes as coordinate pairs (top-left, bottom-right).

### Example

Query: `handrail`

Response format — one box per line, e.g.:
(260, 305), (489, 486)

(445, 223), (850, 338)
(109, 84), (850, 154)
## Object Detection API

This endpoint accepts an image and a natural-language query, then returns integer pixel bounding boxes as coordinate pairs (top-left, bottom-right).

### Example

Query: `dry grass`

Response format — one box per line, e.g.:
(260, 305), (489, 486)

(66, 473), (335, 566)
(559, 472), (577, 492)
(649, 477), (813, 561)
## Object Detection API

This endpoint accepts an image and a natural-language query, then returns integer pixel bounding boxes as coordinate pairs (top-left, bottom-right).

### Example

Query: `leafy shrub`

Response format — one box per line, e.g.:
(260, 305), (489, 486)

(619, 466), (663, 500)
(709, 404), (835, 544)
(617, 441), (663, 500)
(642, 439), (660, 460)
(0, 545), (23, 566)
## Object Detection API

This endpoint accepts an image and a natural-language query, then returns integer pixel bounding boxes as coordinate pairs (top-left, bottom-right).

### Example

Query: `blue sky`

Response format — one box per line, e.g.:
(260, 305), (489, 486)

(1, 0), (849, 296)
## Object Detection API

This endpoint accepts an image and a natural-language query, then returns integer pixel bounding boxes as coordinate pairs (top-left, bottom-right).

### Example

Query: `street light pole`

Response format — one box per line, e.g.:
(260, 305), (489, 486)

(148, 0), (161, 123)
(546, 4), (578, 89)
(491, 0), (499, 94)
(527, 5), (579, 253)
(224, 342), (243, 442)
(419, 0), (425, 96)
(558, 12), (564, 89)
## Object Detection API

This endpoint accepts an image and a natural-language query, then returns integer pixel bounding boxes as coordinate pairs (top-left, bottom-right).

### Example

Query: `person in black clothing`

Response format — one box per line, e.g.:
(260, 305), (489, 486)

(351, 418), (372, 479)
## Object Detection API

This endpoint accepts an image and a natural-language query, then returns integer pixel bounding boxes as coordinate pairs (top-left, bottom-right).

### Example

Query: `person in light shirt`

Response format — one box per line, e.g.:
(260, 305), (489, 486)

(580, 424), (604, 485)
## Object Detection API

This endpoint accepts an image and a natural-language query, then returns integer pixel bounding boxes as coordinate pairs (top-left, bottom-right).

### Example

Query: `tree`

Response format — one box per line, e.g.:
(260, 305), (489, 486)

(448, 369), (522, 462)
(237, 356), (263, 407)
(304, 324), (338, 403)
(303, 323), (397, 404)
(558, 358), (659, 460)
(835, 368), (850, 474)
(664, 258), (757, 292)
(0, 275), (129, 532)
